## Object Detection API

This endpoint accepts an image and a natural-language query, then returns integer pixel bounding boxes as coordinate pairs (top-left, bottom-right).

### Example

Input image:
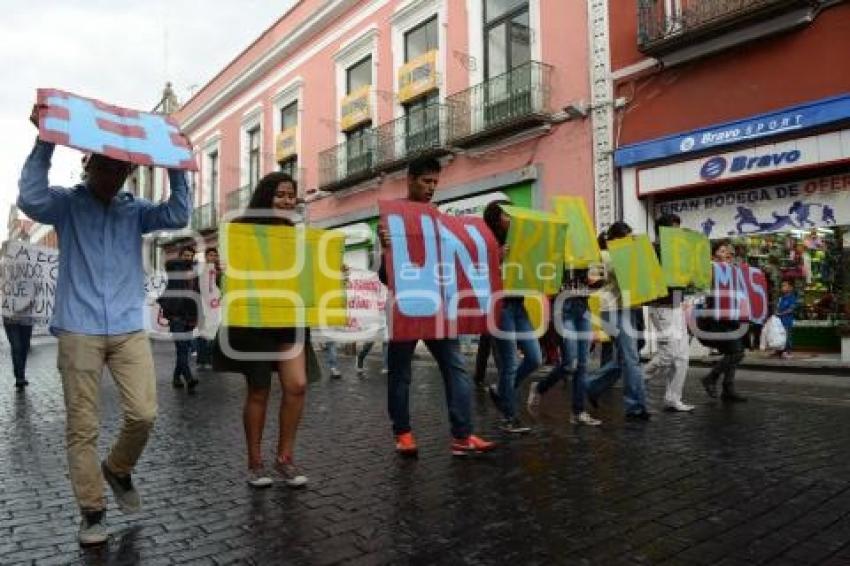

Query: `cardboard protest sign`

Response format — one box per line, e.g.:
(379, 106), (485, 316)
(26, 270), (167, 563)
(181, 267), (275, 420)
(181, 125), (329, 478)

(659, 227), (712, 290)
(709, 262), (768, 323)
(552, 196), (601, 269)
(501, 205), (568, 295)
(312, 269), (388, 343)
(0, 241), (58, 332)
(37, 88), (197, 170)
(222, 223), (347, 328)
(606, 235), (668, 307)
(380, 200), (501, 341)
(197, 265), (222, 339)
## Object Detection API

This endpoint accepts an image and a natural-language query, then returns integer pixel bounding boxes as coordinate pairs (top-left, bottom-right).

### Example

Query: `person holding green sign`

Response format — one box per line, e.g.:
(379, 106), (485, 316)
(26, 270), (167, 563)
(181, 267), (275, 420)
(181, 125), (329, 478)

(584, 222), (651, 421)
(644, 214), (695, 413)
(483, 201), (543, 434)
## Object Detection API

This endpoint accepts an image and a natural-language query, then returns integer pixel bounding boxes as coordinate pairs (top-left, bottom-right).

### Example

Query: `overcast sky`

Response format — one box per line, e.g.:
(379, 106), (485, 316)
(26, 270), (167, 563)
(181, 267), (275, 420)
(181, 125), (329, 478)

(1, 0), (294, 231)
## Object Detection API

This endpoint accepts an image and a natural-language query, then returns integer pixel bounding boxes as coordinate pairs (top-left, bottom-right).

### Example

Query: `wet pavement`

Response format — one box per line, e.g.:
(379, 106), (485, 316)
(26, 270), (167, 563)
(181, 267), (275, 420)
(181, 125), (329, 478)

(2, 339), (850, 565)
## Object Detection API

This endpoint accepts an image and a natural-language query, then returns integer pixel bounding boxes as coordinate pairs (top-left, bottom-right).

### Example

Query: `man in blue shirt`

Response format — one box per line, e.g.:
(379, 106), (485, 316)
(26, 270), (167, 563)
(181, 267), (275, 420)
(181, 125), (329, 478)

(17, 104), (192, 546)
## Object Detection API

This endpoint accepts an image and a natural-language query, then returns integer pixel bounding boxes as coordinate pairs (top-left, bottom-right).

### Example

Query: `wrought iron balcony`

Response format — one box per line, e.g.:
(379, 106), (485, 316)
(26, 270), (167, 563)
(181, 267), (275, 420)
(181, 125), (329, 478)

(318, 129), (377, 192)
(637, 0), (818, 56)
(191, 202), (217, 232)
(374, 104), (450, 172)
(446, 61), (553, 148)
(226, 185), (252, 213)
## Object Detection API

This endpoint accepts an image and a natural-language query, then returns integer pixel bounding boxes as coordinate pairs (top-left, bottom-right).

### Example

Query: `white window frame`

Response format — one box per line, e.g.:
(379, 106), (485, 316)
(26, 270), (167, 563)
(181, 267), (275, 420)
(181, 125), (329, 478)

(333, 26), (379, 146)
(240, 103), (264, 188)
(465, 0), (541, 87)
(202, 134), (221, 210)
(391, 0), (447, 120)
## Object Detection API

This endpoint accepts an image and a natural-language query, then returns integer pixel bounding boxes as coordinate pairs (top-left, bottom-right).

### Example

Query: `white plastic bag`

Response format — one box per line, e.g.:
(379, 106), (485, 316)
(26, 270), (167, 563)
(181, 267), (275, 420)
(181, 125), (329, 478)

(761, 315), (787, 351)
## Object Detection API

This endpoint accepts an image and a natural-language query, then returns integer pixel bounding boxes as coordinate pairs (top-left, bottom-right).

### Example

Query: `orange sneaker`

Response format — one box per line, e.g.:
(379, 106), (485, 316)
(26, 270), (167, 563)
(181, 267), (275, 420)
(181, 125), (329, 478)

(451, 435), (496, 456)
(395, 432), (418, 457)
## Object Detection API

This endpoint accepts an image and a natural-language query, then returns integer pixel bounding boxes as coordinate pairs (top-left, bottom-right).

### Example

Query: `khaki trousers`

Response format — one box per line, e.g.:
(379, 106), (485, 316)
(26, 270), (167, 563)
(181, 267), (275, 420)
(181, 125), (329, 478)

(58, 332), (157, 511)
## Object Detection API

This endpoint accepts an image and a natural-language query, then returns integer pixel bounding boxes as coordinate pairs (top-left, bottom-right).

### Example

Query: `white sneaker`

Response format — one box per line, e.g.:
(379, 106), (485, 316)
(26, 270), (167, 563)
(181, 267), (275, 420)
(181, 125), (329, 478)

(381, 368), (388, 375)
(570, 412), (602, 426)
(247, 467), (273, 488)
(527, 385), (541, 413)
(664, 401), (695, 412)
(330, 368), (342, 379)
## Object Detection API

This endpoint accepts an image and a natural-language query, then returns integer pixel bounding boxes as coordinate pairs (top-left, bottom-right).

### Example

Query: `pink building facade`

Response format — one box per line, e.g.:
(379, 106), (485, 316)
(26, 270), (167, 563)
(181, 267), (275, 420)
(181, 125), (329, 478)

(175, 0), (594, 268)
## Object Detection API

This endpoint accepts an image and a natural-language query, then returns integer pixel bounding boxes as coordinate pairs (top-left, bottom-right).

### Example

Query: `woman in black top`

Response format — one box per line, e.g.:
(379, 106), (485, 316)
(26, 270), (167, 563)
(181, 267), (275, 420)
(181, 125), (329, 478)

(214, 172), (319, 488)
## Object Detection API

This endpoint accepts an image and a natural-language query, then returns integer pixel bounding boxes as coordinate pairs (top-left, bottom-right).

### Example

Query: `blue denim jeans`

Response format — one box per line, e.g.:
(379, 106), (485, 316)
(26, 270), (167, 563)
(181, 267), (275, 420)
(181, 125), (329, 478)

(387, 338), (473, 438)
(585, 309), (648, 415)
(195, 337), (212, 365)
(169, 320), (194, 382)
(492, 298), (543, 420)
(323, 342), (339, 370)
(4, 320), (33, 383)
(536, 297), (591, 415)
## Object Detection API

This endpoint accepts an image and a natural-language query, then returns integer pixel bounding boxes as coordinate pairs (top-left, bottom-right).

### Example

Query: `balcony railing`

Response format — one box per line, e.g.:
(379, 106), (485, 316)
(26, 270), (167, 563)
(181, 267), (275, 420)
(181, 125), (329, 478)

(226, 185), (252, 213)
(375, 104), (450, 172)
(446, 61), (553, 147)
(318, 129), (376, 191)
(637, 0), (815, 54)
(191, 203), (217, 232)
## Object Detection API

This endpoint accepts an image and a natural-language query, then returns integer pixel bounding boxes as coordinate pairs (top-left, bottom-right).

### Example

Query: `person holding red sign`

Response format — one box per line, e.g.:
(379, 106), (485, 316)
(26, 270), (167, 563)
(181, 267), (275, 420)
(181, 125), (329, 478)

(377, 157), (496, 457)
(698, 242), (748, 403)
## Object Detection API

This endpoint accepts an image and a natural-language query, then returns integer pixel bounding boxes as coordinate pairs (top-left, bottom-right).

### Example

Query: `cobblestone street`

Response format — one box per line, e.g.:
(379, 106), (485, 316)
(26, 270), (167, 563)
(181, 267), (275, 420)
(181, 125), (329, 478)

(2, 339), (850, 565)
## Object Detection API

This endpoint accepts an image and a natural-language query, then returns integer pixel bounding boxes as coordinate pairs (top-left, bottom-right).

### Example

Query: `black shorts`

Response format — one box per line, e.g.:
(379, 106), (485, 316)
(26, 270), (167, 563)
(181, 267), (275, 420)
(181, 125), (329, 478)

(213, 326), (310, 389)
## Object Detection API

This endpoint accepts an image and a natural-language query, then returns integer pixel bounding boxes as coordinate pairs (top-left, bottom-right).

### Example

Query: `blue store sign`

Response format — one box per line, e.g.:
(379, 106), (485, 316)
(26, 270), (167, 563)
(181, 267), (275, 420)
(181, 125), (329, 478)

(615, 94), (850, 168)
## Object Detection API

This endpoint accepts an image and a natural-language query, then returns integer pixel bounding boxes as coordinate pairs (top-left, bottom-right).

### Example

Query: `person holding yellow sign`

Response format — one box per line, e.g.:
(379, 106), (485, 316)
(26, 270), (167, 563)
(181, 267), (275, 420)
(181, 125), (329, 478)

(483, 201), (543, 434)
(584, 222), (653, 421)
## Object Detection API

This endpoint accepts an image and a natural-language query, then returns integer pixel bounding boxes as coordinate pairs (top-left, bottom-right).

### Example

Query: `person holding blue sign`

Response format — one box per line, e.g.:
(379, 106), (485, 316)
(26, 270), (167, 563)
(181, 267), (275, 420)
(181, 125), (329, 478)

(18, 103), (191, 547)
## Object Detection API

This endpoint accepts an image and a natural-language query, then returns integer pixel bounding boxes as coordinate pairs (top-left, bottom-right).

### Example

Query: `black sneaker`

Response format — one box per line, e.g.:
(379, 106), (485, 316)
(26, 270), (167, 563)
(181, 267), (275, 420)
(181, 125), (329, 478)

(14, 380), (28, 390)
(78, 509), (107, 546)
(172, 377), (183, 388)
(499, 418), (531, 434)
(101, 461), (141, 513)
(625, 411), (651, 422)
(187, 377), (199, 393)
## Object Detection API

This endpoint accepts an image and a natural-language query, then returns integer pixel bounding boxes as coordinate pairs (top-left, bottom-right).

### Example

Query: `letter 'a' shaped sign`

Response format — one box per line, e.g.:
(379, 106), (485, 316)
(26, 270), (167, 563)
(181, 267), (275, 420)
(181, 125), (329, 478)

(380, 200), (502, 341)
(222, 223), (347, 328)
(37, 88), (197, 170)
(607, 235), (668, 307)
(659, 227), (712, 290)
(552, 196), (601, 269)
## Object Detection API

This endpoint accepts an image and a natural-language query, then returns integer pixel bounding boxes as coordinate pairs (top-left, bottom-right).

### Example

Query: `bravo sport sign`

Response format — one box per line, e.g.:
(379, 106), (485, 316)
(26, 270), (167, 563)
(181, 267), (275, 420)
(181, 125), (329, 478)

(637, 129), (850, 196)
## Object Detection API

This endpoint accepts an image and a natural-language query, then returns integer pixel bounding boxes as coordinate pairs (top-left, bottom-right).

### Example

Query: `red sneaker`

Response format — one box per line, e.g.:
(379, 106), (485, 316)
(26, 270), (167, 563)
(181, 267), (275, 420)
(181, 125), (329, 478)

(451, 435), (496, 456)
(395, 432), (418, 456)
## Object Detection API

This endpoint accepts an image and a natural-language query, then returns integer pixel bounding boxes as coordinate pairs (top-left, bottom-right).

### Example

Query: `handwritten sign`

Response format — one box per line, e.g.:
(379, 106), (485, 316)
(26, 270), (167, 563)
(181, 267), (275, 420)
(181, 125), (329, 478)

(708, 262), (768, 323)
(380, 200), (502, 341)
(37, 88), (197, 170)
(197, 265), (222, 339)
(313, 268), (388, 343)
(143, 272), (170, 335)
(501, 205), (568, 295)
(0, 241), (58, 331)
(659, 227), (712, 290)
(607, 235), (668, 307)
(552, 196), (601, 269)
(222, 222), (347, 328)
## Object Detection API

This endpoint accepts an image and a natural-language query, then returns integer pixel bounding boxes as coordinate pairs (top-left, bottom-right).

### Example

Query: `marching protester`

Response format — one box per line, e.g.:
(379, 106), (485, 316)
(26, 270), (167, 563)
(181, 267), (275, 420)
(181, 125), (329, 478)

(322, 341), (342, 379)
(17, 103), (191, 545)
(356, 339), (388, 375)
(482, 200), (542, 434)
(377, 157), (496, 457)
(698, 241), (748, 403)
(643, 213), (695, 412)
(584, 222), (652, 421)
(527, 266), (603, 426)
(159, 246), (200, 392)
(195, 247), (222, 370)
(213, 171), (320, 488)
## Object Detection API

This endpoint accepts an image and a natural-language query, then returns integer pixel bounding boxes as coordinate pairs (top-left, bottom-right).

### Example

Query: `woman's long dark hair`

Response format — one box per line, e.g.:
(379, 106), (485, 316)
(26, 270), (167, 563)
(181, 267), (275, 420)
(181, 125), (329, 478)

(237, 171), (298, 225)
